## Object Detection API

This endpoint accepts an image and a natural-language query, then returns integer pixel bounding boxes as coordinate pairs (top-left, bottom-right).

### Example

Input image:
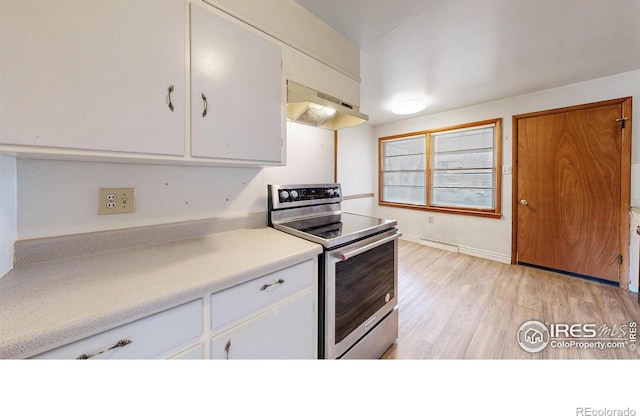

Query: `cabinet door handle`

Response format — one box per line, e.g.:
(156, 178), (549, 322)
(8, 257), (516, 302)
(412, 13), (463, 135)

(224, 340), (231, 360)
(166, 85), (175, 112)
(76, 338), (133, 360)
(260, 278), (284, 291)
(201, 93), (208, 117)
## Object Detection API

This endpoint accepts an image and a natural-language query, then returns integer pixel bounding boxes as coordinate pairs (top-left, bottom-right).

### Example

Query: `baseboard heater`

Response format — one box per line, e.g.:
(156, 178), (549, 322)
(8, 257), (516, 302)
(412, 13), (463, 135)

(401, 235), (459, 253)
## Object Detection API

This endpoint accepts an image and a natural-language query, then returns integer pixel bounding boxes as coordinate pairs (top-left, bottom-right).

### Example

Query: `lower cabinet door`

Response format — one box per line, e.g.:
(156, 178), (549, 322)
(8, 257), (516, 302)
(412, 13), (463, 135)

(211, 290), (315, 359)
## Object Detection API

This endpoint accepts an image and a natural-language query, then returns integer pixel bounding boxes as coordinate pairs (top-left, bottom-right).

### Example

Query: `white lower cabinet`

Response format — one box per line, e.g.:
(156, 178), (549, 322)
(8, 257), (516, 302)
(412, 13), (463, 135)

(210, 290), (314, 359)
(30, 259), (317, 360)
(33, 300), (202, 359)
(209, 260), (316, 359)
(210, 260), (313, 332)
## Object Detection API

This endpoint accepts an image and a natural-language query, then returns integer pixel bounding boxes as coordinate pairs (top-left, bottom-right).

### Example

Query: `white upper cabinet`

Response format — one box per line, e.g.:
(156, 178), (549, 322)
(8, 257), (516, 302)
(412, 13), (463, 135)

(0, 1), (357, 166)
(190, 3), (283, 163)
(0, 0), (185, 156)
(281, 45), (360, 109)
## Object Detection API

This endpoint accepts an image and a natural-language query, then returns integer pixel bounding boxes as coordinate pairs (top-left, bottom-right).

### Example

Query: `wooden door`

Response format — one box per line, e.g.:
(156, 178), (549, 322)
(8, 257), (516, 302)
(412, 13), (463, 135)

(514, 99), (632, 283)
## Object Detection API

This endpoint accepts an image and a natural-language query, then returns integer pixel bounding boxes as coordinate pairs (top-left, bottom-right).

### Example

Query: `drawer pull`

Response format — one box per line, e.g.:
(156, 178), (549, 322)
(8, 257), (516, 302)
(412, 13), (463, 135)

(76, 338), (133, 360)
(260, 278), (284, 291)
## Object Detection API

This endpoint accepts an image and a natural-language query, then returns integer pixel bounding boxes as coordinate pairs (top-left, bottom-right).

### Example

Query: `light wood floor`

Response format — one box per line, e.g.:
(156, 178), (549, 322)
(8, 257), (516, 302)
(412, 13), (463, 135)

(382, 240), (640, 359)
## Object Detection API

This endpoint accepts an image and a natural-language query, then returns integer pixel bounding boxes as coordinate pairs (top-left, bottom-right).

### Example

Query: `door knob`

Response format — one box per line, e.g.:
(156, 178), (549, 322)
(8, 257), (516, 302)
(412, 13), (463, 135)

(520, 199), (528, 206)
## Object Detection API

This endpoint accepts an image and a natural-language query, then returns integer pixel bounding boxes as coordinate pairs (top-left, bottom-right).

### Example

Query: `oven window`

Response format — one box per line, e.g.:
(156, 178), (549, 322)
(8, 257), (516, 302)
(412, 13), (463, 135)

(334, 241), (395, 343)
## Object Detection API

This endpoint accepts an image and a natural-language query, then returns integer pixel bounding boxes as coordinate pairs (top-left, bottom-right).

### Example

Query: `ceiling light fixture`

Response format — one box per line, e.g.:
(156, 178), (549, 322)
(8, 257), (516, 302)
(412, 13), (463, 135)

(391, 98), (427, 115)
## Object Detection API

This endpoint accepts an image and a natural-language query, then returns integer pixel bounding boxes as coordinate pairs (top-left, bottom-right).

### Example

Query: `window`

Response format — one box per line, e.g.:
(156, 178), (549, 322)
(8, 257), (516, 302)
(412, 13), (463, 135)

(379, 118), (502, 218)
(381, 134), (426, 205)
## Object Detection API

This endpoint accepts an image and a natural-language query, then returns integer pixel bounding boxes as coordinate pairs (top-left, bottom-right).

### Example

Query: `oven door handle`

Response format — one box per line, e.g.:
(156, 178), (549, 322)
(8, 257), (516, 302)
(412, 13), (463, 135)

(336, 232), (401, 261)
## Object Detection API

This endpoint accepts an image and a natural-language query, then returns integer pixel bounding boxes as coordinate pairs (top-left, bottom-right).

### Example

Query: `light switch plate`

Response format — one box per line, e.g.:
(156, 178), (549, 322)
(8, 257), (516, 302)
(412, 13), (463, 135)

(98, 188), (135, 215)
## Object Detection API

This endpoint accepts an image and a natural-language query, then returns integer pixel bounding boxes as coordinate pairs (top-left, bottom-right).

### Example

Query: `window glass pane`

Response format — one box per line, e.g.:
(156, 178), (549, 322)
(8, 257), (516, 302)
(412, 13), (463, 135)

(432, 148), (493, 169)
(381, 135), (426, 205)
(431, 169), (493, 188)
(430, 124), (496, 210)
(383, 185), (425, 205)
(384, 136), (424, 156)
(431, 188), (494, 209)
(384, 171), (425, 186)
(432, 127), (494, 152)
(384, 154), (426, 171)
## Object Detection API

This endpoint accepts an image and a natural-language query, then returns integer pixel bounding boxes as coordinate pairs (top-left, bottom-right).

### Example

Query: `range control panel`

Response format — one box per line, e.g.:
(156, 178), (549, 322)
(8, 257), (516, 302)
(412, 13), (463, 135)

(268, 184), (342, 210)
(278, 186), (340, 203)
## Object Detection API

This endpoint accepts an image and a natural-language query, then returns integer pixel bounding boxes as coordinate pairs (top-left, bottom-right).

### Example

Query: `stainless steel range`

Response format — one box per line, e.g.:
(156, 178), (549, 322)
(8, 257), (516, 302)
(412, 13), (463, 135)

(268, 183), (400, 359)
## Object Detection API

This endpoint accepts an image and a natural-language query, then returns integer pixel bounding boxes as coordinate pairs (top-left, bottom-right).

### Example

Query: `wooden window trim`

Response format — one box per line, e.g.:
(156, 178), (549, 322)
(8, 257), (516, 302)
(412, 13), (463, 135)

(378, 118), (502, 219)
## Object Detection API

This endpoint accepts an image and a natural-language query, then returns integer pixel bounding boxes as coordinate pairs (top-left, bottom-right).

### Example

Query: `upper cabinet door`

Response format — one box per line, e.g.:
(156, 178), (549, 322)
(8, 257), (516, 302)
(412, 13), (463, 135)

(0, 0), (185, 156)
(190, 4), (283, 163)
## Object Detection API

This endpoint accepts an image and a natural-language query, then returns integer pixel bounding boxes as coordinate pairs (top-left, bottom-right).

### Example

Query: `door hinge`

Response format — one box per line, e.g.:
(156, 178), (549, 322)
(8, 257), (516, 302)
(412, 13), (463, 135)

(615, 117), (628, 129)
(618, 254), (623, 265)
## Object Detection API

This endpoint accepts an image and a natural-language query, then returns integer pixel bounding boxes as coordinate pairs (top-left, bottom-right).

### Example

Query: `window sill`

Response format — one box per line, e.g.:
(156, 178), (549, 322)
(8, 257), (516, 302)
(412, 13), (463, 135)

(379, 201), (502, 219)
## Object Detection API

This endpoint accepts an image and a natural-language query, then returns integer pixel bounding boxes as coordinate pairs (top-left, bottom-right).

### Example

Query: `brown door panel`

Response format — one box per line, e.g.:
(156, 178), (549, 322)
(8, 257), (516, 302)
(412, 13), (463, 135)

(516, 104), (622, 282)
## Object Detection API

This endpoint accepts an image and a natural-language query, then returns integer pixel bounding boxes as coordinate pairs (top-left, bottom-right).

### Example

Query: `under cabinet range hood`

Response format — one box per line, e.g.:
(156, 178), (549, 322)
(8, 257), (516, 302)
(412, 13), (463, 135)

(286, 80), (368, 130)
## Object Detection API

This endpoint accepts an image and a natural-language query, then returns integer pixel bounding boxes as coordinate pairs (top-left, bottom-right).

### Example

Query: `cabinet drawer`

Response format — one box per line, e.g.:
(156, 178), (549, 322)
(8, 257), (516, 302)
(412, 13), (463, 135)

(33, 300), (202, 359)
(211, 260), (314, 332)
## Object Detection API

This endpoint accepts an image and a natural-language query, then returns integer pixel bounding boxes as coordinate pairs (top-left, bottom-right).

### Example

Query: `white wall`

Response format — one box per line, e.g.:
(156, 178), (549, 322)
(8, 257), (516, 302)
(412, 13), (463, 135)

(0, 155), (16, 276)
(336, 123), (377, 216)
(264, 122), (335, 187)
(372, 70), (640, 266)
(16, 122), (334, 240)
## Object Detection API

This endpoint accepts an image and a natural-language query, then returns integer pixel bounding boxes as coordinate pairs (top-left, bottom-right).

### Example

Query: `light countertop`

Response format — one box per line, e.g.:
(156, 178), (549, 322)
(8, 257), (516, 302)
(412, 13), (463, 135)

(0, 227), (322, 359)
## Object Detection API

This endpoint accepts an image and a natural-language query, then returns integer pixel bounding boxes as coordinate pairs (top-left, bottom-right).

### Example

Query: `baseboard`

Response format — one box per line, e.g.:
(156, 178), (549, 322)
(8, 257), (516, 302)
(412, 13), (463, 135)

(458, 246), (511, 264)
(401, 234), (511, 264)
(629, 284), (639, 294)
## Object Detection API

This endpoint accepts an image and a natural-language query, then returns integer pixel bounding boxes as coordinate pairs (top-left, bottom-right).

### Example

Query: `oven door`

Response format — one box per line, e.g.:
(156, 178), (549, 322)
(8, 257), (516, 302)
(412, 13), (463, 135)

(325, 228), (400, 359)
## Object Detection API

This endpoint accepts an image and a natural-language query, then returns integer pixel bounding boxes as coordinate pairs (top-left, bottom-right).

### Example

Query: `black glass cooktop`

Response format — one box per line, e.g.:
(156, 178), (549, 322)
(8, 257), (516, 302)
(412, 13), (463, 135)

(276, 212), (396, 248)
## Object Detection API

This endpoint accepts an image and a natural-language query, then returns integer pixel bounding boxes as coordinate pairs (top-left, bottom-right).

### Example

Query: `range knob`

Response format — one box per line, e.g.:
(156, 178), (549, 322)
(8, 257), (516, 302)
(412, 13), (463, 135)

(279, 190), (289, 200)
(333, 188), (340, 197)
(290, 190), (299, 199)
(325, 188), (335, 197)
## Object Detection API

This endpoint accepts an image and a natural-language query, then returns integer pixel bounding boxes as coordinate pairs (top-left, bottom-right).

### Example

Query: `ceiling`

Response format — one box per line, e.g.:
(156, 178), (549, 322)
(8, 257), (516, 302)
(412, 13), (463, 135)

(295, 0), (640, 126)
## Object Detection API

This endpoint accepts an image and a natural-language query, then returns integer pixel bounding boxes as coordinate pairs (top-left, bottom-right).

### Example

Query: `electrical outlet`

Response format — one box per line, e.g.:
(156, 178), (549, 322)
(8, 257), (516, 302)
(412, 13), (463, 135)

(502, 165), (512, 175)
(98, 188), (135, 215)
(428, 216), (434, 223)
